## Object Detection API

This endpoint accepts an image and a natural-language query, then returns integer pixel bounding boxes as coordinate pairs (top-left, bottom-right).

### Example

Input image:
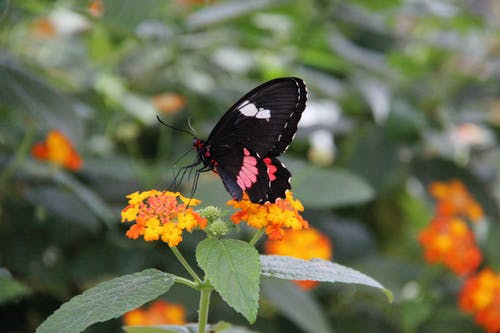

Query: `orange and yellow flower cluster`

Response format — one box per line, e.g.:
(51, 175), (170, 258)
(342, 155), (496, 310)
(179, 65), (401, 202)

(123, 300), (186, 326)
(419, 179), (500, 333)
(418, 217), (482, 275)
(418, 180), (483, 275)
(459, 269), (500, 333)
(264, 227), (332, 289)
(32, 130), (83, 171)
(121, 190), (207, 247)
(228, 191), (309, 240)
(429, 180), (484, 222)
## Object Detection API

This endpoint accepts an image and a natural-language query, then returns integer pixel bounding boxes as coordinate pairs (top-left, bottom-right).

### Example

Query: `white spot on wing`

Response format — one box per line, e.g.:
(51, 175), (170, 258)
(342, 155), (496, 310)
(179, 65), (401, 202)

(238, 100), (271, 121)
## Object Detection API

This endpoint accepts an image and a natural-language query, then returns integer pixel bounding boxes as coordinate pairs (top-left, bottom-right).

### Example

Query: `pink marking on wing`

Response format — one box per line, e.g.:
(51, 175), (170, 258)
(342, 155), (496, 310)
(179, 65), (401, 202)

(236, 149), (260, 190)
(241, 165), (257, 183)
(237, 176), (245, 190)
(264, 157), (277, 181)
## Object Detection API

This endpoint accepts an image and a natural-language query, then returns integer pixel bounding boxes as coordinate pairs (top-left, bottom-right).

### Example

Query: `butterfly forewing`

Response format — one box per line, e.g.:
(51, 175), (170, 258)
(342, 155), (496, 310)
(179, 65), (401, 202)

(206, 77), (307, 157)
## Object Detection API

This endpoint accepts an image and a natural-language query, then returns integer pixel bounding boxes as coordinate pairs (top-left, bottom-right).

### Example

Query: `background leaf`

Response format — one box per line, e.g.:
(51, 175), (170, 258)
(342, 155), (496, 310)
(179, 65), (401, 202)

(260, 255), (392, 301)
(293, 165), (375, 209)
(261, 278), (332, 333)
(196, 239), (260, 323)
(36, 269), (175, 333)
(0, 274), (31, 304)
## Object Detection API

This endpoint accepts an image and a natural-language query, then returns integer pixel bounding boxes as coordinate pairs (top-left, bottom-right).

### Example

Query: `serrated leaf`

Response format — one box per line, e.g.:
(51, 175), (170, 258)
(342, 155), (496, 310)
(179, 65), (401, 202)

(196, 239), (260, 323)
(260, 255), (392, 302)
(36, 269), (176, 333)
(261, 278), (332, 333)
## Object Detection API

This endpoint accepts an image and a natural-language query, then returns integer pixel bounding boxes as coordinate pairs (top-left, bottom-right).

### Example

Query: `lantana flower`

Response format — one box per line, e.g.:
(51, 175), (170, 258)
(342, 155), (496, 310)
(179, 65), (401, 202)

(152, 93), (186, 115)
(418, 217), (482, 275)
(228, 191), (309, 240)
(123, 300), (187, 326)
(121, 190), (207, 247)
(264, 227), (332, 289)
(429, 180), (484, 222)
(31, 130), (83, 171)
(459, 268), (500, 333)
(88, 0), (104, 18)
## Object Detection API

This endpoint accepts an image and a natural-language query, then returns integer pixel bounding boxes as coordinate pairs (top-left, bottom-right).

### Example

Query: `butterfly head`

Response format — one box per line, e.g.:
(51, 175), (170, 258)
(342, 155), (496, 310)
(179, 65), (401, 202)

(193, 138), (217, 169)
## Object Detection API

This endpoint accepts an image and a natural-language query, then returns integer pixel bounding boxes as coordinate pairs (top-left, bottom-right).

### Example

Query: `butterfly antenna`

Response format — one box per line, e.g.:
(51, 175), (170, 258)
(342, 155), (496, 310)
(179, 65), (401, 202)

(187, 115), (199, 137)
(156, 115), (194, 137)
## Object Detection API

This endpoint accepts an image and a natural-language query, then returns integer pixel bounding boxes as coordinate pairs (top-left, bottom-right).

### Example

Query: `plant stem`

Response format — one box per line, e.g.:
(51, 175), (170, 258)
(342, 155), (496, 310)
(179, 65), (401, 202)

(170, 246), (203, 284)
(197, 283), (212, 333)
(249, 228), (266, 246)
(174, 276), (198, 289)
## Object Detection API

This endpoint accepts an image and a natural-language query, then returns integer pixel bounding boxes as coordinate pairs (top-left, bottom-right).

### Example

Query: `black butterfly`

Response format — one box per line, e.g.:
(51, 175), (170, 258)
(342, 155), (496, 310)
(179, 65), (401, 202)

(191, 77), (307, 204)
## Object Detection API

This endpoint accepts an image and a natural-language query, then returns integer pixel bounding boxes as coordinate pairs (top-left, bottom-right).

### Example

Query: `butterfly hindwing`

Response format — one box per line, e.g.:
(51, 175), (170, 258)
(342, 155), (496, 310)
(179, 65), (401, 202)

(214, 145), (269, 202)
(206, 77), (307, 157)
(262, 156), (292, 202)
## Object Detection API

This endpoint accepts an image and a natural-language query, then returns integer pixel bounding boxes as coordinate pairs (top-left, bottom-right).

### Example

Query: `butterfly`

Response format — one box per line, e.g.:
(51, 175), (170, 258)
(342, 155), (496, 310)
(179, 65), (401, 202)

(191, 77), (307, 204)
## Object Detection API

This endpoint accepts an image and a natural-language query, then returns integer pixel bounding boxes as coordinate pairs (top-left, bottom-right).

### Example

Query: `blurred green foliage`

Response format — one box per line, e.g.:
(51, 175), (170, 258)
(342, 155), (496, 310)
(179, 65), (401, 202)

(0, 0), (499, 332)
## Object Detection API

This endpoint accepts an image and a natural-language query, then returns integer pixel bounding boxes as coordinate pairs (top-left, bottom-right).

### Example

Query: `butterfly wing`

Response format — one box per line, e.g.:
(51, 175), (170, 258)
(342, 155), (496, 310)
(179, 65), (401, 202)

(262, 156), (292, 202)
(213, 145), (270, 202)
(206, 77), (307, 157)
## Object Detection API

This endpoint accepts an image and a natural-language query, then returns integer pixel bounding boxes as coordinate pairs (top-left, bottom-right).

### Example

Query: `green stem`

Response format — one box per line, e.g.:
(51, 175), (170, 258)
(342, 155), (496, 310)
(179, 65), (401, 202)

(174, 276), (198, 289)
(197, 283), (212, 333)
(170, 246), (203, 284)
(249, 228), (266, 246)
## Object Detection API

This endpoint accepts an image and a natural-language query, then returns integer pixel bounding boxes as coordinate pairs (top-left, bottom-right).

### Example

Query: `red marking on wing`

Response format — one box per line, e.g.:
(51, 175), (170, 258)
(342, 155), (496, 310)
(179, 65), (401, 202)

(237, 148), (259, 190)
(264, 157), (277, 181)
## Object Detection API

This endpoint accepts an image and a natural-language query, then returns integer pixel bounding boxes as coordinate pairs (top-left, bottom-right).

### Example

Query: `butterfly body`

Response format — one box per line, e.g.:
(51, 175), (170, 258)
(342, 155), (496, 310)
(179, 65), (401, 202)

(192, 77), (307, 203)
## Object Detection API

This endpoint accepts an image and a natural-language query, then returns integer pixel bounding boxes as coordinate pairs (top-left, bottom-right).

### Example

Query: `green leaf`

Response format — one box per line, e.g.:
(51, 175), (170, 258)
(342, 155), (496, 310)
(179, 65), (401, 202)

(36, 269), (176, 333)
(0, 53), (83, 139)
(196, 239), (260, 323)
(293, 166), (374, 209)
(0, 275), (31, 304)
(261, 278), (332, 333)
(260, 255), (392, 302)
(124, 322), (258, 333)
(187, 0), (276, 29)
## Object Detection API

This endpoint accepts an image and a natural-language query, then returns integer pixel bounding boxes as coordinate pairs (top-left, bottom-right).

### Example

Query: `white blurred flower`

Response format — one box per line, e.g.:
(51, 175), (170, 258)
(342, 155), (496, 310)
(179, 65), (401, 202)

(449, 123), (495, 149)
(300, 100), (340, 128)
(308, 129), (335, 166)
(50, 9), (90, 36)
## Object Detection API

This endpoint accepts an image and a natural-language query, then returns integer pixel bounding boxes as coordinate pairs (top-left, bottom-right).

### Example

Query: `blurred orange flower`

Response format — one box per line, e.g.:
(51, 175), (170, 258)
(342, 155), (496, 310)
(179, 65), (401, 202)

(121, 190), (207, 247)
(264, 227), (332, 289)
(88, 0), (104, 18)
(152, 93), (186, 115)
(459, 268), (500, 333)
(418, 217), (482, 276)
(31, 17), (57, 39)
(123, 300), (187, 326)
(429, 180), (484, 222)
(228, 191), (309, 241)
(32, 130), (83, 171)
